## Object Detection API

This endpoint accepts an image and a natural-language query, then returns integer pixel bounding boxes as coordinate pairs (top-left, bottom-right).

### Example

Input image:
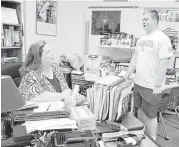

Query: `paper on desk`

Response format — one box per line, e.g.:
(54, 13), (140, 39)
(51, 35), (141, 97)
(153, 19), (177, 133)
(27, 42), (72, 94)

(22, 118), (77, 133)
(31, 91), (68, 102)
(124, 137), (137, 145)
(17, 101), (39, 111)
(33, 101), (64, 112)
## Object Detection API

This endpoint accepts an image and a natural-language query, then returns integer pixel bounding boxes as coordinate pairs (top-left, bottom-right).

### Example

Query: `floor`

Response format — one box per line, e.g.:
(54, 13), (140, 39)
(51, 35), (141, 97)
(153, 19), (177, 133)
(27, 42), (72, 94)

(157, 111), (179, 147)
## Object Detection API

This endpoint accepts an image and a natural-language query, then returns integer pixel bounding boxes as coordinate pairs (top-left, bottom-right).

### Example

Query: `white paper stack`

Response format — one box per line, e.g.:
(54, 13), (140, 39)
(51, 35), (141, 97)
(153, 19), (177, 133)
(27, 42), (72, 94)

(22, 118), (77, 133)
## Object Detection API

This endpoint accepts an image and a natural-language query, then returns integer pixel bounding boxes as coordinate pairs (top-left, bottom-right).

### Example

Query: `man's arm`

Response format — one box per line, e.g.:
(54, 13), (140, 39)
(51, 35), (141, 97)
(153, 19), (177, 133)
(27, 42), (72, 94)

(124, 52), (138, 79)
(154, 58), (169, 87)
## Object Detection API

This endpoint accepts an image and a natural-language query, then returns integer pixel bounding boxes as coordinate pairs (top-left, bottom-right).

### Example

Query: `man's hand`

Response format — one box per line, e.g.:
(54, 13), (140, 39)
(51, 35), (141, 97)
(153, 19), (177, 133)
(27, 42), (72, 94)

(121, 75), (128, 81)
(153, 86), (162, 94)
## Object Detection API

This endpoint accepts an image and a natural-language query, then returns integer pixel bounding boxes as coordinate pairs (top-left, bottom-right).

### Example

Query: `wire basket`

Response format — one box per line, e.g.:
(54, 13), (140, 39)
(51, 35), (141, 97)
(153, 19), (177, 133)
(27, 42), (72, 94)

(54, 130), (96, 147)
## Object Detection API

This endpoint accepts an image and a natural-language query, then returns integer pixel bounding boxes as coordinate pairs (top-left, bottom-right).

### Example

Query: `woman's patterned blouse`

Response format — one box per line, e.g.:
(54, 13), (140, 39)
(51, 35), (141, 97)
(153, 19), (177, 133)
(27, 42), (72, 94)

(19, 63), (69, 101)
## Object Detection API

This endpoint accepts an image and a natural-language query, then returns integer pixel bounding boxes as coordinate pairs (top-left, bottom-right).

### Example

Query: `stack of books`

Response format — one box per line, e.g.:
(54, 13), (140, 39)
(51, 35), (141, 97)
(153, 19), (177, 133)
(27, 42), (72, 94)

(2, 26), (21, 47)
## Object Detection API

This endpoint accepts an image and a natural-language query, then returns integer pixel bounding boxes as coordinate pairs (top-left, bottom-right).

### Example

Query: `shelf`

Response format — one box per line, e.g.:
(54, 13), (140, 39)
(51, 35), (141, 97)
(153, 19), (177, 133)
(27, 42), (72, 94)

(1, 46), (21, 50)
(2, 23), (21, 27)
(98, 45), (134, 62)
(98, 45), (135, 52)
(1, 0), (21, 4)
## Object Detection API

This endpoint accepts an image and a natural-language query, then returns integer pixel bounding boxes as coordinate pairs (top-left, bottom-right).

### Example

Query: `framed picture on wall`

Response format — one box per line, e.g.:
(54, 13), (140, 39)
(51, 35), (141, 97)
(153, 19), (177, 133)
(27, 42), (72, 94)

(36, 0), (58, 36)
(91, 11), (121, 35)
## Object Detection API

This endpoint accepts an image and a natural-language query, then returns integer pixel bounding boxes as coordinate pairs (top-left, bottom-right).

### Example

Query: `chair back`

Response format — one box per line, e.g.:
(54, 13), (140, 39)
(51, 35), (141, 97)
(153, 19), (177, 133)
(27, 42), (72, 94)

(1, 62), (23, 87)
(158, 90), (171, 112)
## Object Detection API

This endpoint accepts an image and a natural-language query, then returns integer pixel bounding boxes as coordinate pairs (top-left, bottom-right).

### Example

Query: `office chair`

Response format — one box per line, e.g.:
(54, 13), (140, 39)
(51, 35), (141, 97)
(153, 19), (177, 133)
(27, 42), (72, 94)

(157, 89), (173, 140)
(1, 62), (23, 87)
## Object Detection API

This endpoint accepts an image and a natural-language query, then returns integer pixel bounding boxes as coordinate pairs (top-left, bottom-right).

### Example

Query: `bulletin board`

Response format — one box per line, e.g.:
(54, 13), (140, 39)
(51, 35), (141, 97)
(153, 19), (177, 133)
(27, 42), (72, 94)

(85, 6), (143, 55)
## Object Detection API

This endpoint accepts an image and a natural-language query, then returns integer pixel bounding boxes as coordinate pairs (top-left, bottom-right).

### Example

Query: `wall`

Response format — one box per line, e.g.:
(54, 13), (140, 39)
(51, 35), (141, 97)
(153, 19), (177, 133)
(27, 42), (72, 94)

(24, 1), (88, 62)
(86, 1), (179, 55)
(24, 1), (178, 66)
(84, 1), (179, 67)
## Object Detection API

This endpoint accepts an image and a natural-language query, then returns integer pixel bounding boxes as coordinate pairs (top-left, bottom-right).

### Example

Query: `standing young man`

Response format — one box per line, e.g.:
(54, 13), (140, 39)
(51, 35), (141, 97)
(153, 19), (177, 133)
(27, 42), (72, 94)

(124, 10), (173, 140)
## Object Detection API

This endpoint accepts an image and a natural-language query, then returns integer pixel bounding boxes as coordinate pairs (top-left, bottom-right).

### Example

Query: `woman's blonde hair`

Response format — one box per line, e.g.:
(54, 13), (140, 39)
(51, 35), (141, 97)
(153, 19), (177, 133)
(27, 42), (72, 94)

(19, 40), (46, 76)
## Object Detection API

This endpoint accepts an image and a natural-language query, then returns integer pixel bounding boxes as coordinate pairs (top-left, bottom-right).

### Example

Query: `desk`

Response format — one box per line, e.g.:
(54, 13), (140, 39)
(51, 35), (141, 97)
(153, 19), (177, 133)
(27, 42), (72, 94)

(1, 114), (158, 147)
(96, 113), (160, 147)
(104, 134), (159, 147)
(162, 82), (179, 91)
(1, 137), (31, 147)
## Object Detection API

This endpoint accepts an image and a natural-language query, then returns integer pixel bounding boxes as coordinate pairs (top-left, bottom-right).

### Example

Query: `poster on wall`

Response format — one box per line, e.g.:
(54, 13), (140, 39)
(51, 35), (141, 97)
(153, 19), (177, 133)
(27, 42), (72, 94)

(91, 11), (121, 35)
(144, 9), (179, 52)
(36, 0), (58, 36)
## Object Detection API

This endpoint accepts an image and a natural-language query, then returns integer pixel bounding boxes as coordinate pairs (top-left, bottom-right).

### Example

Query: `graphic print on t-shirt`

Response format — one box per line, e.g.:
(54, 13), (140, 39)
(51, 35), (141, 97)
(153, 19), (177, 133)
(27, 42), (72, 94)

(137, 40), (154, 51)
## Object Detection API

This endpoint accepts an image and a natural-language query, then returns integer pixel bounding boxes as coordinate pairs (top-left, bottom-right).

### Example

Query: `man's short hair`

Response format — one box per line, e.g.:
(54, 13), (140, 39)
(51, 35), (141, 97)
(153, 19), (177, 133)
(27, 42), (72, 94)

(145, 10), (159, 24)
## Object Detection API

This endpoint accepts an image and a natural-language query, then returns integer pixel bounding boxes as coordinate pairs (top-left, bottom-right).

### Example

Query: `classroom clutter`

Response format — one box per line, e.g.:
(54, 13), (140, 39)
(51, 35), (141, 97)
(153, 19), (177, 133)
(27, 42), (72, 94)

(70, 106), (96, 131)
(100, 32), (137, 48)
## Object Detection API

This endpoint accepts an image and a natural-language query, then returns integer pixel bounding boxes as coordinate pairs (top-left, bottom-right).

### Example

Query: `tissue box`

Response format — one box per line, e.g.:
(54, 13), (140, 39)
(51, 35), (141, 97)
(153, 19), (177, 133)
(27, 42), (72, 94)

(70, 106), (96, 131)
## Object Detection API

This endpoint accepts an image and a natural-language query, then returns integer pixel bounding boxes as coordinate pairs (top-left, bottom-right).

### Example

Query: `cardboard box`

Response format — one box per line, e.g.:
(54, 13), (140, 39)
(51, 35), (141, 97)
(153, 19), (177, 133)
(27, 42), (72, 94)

(70, 106), (96, 131)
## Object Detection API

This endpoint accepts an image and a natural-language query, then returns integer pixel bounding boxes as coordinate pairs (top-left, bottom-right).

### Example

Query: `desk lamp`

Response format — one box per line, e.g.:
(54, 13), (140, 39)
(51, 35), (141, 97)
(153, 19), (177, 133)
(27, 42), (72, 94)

(1, 75), (25, 139)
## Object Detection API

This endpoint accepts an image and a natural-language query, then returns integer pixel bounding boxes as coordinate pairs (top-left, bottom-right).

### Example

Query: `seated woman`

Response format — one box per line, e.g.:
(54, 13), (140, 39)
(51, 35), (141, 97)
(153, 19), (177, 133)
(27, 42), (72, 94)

(19, 40), (72, 101)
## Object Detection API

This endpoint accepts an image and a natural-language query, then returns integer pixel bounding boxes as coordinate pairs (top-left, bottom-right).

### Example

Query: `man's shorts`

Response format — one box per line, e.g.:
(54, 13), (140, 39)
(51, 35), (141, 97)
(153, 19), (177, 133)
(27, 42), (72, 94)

(133, 84), (162, 119)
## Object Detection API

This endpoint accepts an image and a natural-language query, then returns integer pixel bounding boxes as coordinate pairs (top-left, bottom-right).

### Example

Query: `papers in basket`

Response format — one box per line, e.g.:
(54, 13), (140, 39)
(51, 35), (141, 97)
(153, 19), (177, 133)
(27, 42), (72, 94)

(22, 118), (77, 134)
(96, 75), (125, 87)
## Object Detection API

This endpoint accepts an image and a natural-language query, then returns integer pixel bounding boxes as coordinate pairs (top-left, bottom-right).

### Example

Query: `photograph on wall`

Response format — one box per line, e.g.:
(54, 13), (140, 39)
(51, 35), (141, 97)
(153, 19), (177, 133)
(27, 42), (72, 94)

(36, 0), (58, 36)
(91, 11), (121, 35)
(144, 9), (179, 51)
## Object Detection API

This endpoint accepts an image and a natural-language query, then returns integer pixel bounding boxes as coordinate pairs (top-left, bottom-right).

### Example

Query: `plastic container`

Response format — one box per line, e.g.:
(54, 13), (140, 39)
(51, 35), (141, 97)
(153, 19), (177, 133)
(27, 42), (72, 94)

(54, 130), (96, 147)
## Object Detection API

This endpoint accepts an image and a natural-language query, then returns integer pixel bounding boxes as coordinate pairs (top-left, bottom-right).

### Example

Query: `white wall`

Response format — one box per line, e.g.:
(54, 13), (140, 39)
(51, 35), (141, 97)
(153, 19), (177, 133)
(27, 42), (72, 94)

(24, 1), (88, 62)
(86, 1), (179, 55)
(24, 1), (179, 66)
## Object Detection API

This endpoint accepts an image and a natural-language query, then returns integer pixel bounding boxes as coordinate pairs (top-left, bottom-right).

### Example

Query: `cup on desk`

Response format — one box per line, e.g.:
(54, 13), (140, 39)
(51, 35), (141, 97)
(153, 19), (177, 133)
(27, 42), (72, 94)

(165, 77), (170, 85)
(176, 76), (179, 84)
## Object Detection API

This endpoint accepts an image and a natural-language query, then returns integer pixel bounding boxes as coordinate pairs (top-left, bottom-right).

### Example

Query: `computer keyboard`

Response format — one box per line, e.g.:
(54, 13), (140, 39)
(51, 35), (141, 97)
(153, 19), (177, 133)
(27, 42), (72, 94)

(14, 110), (69, 122)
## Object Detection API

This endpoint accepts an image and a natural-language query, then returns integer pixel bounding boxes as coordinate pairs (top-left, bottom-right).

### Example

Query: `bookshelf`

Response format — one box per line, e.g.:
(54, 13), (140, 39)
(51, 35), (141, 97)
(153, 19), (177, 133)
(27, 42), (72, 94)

(1, 0), (23, 63)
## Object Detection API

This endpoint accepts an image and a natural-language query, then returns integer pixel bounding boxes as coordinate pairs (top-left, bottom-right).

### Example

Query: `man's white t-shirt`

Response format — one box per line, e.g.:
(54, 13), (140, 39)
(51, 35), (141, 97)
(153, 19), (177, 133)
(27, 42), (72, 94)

(134, 30), (173, 89)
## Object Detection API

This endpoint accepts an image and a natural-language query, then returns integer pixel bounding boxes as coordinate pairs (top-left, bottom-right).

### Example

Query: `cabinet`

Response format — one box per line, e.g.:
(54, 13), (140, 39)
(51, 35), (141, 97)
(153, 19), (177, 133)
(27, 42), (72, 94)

(1, 0), (23, 63)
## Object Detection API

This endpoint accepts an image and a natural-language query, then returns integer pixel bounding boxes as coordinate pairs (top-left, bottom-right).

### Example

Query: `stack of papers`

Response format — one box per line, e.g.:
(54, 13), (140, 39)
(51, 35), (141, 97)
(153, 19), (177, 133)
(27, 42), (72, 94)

(22, 118), (77, 133)
(33, 101), (65, 112)
(96, 75), (125, 87)
(31, 92), (68, 102)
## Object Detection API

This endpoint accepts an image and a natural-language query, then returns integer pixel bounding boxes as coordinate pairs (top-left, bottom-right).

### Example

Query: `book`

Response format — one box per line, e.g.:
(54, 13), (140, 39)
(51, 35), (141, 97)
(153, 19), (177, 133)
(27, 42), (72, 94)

(1, 7), (19, 25)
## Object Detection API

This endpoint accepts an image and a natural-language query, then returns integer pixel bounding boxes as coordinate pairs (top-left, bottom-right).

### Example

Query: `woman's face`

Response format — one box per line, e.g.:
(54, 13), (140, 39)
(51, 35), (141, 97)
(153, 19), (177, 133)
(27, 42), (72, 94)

(41, 44), (54, 67)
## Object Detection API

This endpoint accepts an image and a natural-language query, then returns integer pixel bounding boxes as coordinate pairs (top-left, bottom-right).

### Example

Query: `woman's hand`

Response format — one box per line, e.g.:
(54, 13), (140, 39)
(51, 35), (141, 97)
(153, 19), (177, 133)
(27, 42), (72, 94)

(76, 94), (86, 105)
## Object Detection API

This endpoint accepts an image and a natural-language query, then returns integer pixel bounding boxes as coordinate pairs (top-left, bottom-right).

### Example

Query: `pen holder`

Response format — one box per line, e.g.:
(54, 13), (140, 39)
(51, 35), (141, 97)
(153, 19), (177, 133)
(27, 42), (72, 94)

(1, 113), (13, 140)
(165, 77), (170, 85)
(176, 76), (179, 83)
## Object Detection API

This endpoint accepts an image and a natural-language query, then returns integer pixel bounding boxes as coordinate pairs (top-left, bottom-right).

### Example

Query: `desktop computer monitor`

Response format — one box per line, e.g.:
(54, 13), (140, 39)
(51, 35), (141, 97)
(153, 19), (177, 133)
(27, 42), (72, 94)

(1, 75), (25, 113)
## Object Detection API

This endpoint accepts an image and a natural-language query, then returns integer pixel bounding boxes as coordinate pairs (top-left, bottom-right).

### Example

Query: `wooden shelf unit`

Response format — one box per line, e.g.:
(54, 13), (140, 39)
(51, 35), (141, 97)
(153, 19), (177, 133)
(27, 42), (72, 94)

(1, 0), (23, 62)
